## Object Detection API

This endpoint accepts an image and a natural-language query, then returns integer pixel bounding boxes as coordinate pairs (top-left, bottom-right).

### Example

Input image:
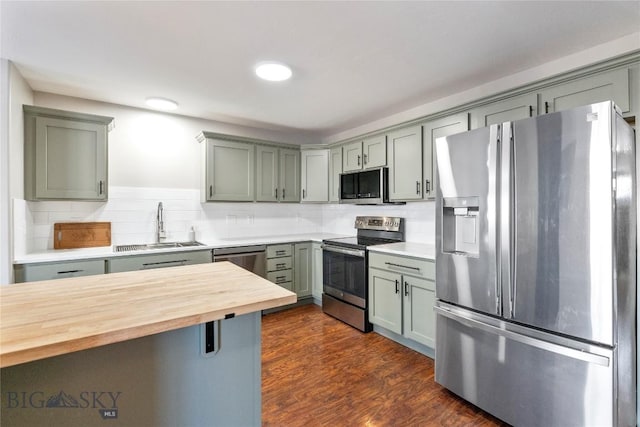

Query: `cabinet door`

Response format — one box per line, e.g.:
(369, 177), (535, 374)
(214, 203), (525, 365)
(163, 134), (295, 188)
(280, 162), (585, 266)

(423, 113), (469, 199)
(256, 146), (278, 202)
(387, 125), (422, 201)
(328, 147), (343, 203)
(403, 275), (436, 348)
(342, 141), (363, 172)
(14, 259), (105, 283)
(206, 139), (255, 201)
(311, 242), (323, 300)
(362, 134), (386, 168)
(540, 68), (629, 114)
(35, 117), (107, 200)
(470, 93), (537, 129)
(301, 150), (329, 202)
(279, 149), (300, 202)
(368, 268), (402, 334)
(294, 243), (312, 297)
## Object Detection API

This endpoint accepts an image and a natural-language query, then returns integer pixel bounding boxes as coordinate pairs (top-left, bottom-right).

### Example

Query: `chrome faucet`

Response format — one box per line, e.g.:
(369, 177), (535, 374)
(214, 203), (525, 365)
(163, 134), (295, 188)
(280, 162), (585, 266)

(156, 202), (166, 242)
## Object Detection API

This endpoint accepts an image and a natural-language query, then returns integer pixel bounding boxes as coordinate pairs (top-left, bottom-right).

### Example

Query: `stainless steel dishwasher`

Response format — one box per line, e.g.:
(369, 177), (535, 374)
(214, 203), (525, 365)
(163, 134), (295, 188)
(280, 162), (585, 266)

(213, 245), (267, 278)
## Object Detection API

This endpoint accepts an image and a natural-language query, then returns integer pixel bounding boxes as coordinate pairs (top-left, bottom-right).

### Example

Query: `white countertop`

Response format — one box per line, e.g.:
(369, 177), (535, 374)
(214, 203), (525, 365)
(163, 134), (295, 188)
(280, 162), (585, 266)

(368, 242), (436, 260)
(14, 233), (349, 264)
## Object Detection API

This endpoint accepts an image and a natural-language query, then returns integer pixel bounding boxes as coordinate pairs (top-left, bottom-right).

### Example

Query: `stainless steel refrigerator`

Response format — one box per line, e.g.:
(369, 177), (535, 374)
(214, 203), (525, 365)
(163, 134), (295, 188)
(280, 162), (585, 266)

(434, 101), (636, 426)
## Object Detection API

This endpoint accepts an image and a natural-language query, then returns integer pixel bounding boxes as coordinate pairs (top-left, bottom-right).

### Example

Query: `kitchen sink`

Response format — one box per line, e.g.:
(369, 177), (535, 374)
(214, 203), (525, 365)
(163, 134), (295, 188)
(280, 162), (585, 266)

(114, 241), (206, 252)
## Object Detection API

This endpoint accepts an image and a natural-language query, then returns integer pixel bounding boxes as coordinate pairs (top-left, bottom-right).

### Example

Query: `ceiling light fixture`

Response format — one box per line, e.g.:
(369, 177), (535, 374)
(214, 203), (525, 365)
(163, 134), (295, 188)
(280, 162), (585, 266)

(255, 62), (292, 82)
(145, 97), (178, 111)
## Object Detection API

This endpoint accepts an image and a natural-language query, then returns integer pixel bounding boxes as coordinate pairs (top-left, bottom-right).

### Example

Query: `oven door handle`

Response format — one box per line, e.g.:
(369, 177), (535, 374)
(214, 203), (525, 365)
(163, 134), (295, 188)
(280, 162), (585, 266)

(321, 245), (365, 258)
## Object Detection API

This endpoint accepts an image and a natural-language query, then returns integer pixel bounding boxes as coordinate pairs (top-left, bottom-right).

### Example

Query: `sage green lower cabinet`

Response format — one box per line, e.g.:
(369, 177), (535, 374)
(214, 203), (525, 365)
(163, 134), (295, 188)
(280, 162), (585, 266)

(266, 244), (294, 291)
(24, 106), (113, 201)
(368, 252), (436, 349)
(301, 149), (329, 202)
(311, 242), (323, 302)
(106, 250), (212, 273)
(470, 93), (537, 129)
(294, 242), (312, 298)
(200, 137), (255, 202)
(387, 125), (423, 201)
(14, 259), (106, 283)
(328, 147), (343, 203)
(422, 113), (469, 199)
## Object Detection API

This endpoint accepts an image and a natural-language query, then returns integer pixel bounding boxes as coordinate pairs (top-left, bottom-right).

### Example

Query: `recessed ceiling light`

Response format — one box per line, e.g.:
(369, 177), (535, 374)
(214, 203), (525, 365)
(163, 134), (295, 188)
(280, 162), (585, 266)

(146, 97), (178, 111)
(255, 62), (292, 82)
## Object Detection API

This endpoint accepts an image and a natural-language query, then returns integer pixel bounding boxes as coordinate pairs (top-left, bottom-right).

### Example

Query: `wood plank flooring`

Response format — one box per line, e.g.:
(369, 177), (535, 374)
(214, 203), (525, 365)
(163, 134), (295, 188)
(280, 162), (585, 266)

(262, 304), (507, 426)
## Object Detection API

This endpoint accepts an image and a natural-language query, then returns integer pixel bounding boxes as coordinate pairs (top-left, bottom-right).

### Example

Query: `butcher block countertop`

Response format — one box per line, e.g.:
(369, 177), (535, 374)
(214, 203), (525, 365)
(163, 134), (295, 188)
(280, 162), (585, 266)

(0, 262), (296, 368)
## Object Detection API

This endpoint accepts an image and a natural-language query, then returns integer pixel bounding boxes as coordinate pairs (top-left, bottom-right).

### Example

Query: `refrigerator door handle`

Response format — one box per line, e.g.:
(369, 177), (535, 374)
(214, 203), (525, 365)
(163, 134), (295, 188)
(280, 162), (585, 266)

(500, 122), (516, 318)
(434, 305), (610, 367)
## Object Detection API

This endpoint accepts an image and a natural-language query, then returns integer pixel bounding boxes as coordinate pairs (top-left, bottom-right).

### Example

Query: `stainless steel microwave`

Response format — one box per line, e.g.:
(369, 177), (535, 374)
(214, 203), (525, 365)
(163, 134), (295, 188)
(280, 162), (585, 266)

(339, 167), (402, 205)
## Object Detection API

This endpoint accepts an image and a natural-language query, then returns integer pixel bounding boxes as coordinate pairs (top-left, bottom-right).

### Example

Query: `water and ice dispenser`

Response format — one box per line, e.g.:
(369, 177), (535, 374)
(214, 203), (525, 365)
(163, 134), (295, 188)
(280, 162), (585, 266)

(441, 197), (480, 256)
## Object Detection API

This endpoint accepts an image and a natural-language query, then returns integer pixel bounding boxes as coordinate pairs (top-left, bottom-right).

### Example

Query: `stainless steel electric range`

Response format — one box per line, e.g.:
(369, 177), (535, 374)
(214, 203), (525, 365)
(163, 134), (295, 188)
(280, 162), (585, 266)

(321, 216), (405, 332)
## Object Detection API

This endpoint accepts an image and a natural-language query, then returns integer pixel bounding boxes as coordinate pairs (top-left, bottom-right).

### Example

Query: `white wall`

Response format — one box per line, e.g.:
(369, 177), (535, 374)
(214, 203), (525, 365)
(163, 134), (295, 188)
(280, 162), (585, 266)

(33, 93), (313, 190)
(1, 61), (34, 283)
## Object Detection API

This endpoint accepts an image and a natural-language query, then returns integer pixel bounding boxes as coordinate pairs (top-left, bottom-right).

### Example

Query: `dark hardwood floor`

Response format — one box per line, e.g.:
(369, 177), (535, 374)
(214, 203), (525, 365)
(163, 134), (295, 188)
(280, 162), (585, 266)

(262, 304), (507, 426)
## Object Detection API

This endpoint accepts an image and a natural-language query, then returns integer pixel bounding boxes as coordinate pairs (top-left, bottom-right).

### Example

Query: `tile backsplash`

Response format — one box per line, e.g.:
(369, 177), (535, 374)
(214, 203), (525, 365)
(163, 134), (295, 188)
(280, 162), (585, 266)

(13, 187), (435, 256)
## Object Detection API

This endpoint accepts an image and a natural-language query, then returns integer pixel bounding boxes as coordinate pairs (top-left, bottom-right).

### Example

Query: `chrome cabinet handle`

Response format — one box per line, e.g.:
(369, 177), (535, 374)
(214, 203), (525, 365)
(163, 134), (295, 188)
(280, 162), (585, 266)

(357, 155), (361, 166)
(544, 101), (551, 114)
(363, 153), (368, 164)
(395, 279), (399, 294)
(404, 281), (409, 296)
(98, 181), (104, 195)
(283, 189), (286, 199)
(385, 262), (420, 272)
(303, 189), (306, 199)
(425, 179), (430, 194)
(57, 269), (82, 275)
(275, 188), (278, 199)
(209, 185), (213, 198)
(416, 181), (421, 195)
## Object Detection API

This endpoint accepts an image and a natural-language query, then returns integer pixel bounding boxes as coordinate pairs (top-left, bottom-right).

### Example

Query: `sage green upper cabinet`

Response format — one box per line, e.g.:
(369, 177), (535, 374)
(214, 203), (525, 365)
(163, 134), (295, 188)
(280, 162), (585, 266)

(540, 68), (629, 114)
(201, 137), (255, 202)
(301, 149), (329, 202)
(470, 93), (537, 129)
(256, 146), (279, 202)
(362, 134), (387, 168)
(256, 146), (300, 202)
(328, 147), (343, 203)
(387, 125), (422, 201)
(422, 113), (469, 199)
(343, 135), (386, 172)
(24, 106), (113, 201)
(279, 148), (300, 202)
(342, 141), (363, 172)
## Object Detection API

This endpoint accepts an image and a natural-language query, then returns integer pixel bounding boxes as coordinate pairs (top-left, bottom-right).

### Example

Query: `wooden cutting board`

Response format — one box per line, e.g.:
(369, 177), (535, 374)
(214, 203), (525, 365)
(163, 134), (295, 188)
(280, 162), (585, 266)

(53, 222), (111, 249)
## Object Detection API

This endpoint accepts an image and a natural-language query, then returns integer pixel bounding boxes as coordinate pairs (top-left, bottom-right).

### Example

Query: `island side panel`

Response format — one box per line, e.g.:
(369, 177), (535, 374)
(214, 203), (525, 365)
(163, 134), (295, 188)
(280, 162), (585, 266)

(0, 312), (261, 427)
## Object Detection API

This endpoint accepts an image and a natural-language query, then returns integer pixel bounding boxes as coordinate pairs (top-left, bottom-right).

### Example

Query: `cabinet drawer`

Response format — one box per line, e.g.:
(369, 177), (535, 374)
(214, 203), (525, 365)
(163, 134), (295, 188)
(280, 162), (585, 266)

(267, 244), (293, 258)
(107, 250), (211, 273)
(369, 252), (434, 280)
(15, 259), (105, 283)
(267, 270), (293, 285)
(267, 257), (292, 272)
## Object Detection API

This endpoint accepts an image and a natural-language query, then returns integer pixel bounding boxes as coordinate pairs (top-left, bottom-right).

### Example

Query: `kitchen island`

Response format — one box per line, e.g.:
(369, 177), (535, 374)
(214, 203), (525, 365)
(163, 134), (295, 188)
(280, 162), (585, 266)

(0, 262), (296, 426)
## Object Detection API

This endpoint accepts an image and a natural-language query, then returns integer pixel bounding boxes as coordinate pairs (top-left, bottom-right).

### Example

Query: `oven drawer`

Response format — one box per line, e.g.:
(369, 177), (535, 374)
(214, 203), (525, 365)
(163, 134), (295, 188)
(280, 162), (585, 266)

(267, 270), (293, 285)
(369, 252), (434, 280)
(267, 258), (292, 272)
(267, 244), (293, 258)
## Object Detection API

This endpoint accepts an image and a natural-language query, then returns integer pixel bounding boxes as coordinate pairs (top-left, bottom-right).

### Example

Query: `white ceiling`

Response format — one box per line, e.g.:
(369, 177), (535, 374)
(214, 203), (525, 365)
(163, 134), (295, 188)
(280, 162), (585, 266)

(1, 1), (639, 140)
